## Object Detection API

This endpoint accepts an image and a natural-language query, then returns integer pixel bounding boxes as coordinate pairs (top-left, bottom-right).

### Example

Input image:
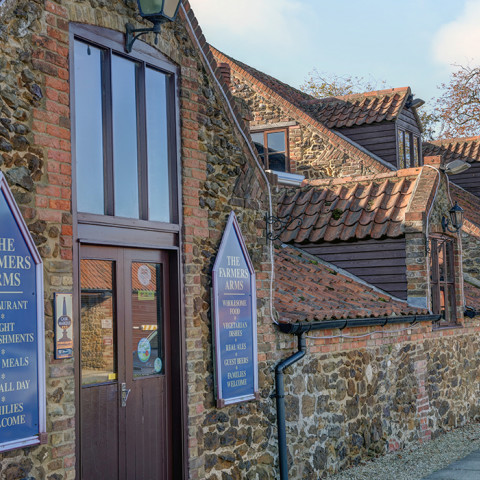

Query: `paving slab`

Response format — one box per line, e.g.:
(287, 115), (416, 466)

(422, 450), (480, 479)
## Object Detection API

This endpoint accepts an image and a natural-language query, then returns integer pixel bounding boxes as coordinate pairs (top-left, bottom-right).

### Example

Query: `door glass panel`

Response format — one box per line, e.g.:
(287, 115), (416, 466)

(80, 259), (117, 385)
(73, 40), (105, 215)
(131, 262), (164, 378)
(146, 68), (170, 223)
(112, 55), (140, 218)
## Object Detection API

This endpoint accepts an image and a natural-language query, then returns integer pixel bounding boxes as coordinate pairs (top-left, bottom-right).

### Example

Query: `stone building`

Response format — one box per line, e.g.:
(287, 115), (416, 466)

(1, 1), (480, 480)
(0, 0), (280, 478)
(212, 41), (480, 478)
(210, 46), (425, 181)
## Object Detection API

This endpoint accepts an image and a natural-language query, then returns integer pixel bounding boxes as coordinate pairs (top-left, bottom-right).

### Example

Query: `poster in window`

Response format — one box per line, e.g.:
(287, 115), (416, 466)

(54, 293), (73, 359)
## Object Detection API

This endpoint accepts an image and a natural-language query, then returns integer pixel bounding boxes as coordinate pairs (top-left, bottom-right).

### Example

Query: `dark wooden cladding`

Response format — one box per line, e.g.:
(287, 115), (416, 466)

(451, 161), (480, 197)
(297, 236), (408, 300)
(336, 122), (397, 168)
(397, 109), (422, 135)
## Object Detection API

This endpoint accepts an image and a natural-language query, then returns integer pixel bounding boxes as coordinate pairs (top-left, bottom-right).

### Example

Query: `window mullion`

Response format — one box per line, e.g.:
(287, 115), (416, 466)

(136, 62), (148, 220)
(103, 48), (115, 216)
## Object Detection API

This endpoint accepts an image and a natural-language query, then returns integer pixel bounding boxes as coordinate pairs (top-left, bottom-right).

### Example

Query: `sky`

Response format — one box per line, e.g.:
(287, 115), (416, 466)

(190, 0), (480, 104)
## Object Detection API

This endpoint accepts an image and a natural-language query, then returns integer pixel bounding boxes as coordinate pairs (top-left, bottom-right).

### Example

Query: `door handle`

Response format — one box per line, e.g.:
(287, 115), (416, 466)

(121, 383), (131, 408)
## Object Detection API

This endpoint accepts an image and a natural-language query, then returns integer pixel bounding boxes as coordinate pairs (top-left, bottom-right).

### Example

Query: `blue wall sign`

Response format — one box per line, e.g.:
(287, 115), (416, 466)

(213, 211), (259, 408)
(0, 173), (45, 452)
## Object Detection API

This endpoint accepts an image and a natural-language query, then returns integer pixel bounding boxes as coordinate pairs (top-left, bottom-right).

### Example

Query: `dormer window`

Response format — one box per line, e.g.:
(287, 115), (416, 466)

(251, 129), (289, 172)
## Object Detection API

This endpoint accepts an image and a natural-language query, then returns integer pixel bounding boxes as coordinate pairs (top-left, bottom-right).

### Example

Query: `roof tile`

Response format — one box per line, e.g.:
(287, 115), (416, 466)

(300, 87), (411, 129)
(423, 136), (480, 164)
(279, 170), (420, 243)
(275, 244), (428, 324)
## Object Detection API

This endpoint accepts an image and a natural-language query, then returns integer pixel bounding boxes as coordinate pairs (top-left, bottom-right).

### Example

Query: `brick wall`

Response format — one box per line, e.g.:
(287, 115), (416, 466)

(274, 319), (480, 478)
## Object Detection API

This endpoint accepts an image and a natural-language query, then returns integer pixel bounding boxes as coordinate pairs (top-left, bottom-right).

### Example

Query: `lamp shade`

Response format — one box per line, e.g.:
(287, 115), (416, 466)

(449, 202), (464, 231)
(137, 0), (182, 21)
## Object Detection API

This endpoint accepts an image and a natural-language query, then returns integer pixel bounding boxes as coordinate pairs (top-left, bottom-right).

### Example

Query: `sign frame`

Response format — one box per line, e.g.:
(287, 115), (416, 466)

(0, 172), (46, 452)
(212, 211), (259, 408)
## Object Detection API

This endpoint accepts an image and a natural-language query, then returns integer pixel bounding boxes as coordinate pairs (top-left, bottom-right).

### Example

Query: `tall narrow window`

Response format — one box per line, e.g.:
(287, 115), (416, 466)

(397, 129), (405, 168)
(405, 132), (411, 168)
(74, 41), (105, 215)
(430, 236), (456, 326)
(146, 68), (170, 222)
(413, 136), (420, 167)
(111, 56), (140, 218)
(251, 129), (288, 172)
(73, 38), (176, 223)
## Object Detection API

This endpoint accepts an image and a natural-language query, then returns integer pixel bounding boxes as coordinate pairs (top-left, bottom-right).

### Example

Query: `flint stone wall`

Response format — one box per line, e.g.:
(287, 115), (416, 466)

(277, 321), (480, 479)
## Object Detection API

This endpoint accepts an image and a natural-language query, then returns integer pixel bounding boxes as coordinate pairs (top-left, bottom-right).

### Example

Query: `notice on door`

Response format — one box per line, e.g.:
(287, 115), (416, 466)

(0, 172), (45, 452)
(212, 211), (259, 408)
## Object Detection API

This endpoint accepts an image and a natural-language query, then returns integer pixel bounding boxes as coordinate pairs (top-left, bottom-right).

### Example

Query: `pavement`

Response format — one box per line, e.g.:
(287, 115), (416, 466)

(422, 449), (480, 479)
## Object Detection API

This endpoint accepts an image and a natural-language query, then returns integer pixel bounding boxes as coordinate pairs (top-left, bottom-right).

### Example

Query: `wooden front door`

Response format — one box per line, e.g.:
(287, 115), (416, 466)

(79, 246), (171, 480)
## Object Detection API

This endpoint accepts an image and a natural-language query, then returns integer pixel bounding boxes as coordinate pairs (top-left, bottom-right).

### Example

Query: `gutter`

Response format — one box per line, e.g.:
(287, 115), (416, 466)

(277, 314), (442, 335)
(273, 313), (441, 480)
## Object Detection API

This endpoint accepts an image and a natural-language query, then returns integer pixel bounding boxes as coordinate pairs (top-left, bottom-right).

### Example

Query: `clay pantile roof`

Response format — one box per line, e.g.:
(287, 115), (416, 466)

(278, 168), (421, 244)
(423, 136), (480, 164)
(275, 244), (427, 323)
(210, 46), (412, 131)
(301, 87), (412, 129)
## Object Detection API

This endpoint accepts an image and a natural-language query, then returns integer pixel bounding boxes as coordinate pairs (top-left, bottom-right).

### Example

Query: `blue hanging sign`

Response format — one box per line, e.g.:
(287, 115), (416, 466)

(213, 211), (259, 408)
(0, 172), (46, 452)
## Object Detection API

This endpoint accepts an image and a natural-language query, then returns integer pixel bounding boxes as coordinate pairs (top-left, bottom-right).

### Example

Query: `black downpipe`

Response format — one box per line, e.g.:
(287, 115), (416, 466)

(275, 334), (306, 480)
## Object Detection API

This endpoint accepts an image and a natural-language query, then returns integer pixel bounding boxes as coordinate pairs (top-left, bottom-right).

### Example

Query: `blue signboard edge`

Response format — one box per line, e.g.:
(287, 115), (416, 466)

(0, 172), (47, 452)
(212, 211), (259, 408)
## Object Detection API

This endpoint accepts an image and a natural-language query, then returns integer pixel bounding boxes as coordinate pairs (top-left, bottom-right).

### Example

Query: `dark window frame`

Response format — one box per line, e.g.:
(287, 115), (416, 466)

(397, 127), (422, 169)
(430, 235), (457, 326)
(70, 24), (180, 229)
(251, 128), (289, 172)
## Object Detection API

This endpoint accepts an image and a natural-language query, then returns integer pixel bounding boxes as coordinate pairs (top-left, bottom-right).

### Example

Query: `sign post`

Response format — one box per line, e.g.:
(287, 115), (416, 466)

(212, 211), (259, 408)
(0, 172), (46, 451)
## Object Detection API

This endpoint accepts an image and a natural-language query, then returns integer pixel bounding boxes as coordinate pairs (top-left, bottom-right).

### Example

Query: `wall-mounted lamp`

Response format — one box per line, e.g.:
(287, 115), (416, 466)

(125, 0), (182, 53)
(442, 202), (464, 233)
(440, 159), (471, 175)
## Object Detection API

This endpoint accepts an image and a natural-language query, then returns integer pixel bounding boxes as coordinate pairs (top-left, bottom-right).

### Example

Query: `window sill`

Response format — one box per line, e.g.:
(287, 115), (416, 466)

(432, 323), (463, 331)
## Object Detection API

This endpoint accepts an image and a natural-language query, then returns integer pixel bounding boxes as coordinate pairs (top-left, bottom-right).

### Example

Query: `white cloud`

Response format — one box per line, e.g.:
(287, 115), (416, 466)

(189, 0), (306, 52)
(433, 0), (480, 67)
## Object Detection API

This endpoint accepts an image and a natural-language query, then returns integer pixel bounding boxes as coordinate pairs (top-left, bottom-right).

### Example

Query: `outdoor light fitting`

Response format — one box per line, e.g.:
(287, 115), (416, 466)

(125, 0), (182, 53)
(441, 159), (471, 175)
(442, 202), (464, 233)
(410, 98), (425, 108)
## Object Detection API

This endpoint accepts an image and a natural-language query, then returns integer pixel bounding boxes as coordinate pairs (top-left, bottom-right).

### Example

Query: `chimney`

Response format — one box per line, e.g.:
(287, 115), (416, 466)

(218, 62), (231, 89)
(423, 155), (442, 168)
